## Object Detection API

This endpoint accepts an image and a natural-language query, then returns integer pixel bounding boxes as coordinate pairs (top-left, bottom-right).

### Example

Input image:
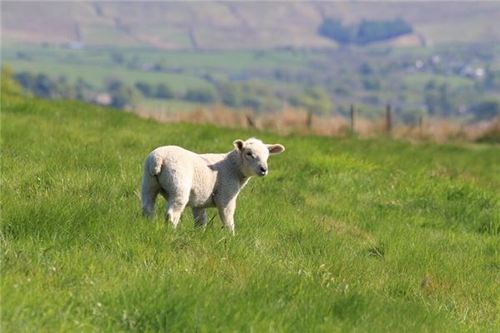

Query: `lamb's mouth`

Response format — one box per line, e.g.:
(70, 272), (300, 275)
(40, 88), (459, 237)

(258, 170), (268, 176)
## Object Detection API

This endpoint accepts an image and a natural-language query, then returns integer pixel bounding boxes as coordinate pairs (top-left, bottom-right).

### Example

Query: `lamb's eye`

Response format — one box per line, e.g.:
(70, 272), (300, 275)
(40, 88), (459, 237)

(246, 152), (255, 159)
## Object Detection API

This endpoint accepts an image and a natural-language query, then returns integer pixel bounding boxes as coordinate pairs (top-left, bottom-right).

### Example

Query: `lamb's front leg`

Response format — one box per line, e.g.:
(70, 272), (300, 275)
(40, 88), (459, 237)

(217, 199), (236, 236)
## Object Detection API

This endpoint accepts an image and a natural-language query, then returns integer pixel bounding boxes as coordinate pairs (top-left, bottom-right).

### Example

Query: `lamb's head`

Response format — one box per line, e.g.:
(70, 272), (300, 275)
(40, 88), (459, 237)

(233, 138), (285, 177)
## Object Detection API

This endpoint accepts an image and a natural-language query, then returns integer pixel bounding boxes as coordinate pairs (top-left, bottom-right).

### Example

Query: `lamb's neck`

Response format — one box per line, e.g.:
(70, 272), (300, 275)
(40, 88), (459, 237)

(226, 150), (251, 186)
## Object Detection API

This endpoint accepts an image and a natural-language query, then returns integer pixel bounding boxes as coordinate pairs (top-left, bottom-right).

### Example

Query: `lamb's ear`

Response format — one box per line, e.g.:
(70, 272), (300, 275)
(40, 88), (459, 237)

(233, 139), (245, 151)
(267, 144), (285, 155)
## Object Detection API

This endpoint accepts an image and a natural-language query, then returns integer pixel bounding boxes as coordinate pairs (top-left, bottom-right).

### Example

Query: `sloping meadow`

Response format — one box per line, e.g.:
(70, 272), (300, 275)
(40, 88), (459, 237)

(2, 95), (499, 332)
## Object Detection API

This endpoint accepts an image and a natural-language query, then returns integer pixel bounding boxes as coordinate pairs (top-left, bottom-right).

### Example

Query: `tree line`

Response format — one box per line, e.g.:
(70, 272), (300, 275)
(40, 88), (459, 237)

(10, 69), (499, 122)
(11, 71), (333, 116)
(318, 18), (413, 45)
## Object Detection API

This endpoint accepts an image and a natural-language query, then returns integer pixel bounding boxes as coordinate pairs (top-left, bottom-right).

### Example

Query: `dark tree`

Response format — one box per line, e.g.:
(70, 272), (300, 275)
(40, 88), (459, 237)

(184, 87), (216, 104)
(468, 100), (500, 121)
(318, 18), (353, 44)
(155, 83), (174, 99)
(105, 79), (137, 109)
(318, 18), (413, 45)
(135, 81), (153, 97)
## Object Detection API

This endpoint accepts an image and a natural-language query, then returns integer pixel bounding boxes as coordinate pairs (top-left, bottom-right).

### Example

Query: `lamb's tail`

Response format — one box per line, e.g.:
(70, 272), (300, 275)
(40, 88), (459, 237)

(146, 153), (163, 176)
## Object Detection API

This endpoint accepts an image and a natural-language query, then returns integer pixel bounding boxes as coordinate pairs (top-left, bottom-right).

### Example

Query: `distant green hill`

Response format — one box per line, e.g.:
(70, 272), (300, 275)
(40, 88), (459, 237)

(1, 83), (499, 331)
(2, 1), (500, 49)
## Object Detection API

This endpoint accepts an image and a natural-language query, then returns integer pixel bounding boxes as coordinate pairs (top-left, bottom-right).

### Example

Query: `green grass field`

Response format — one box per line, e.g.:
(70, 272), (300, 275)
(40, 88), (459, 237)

(1, 92), (499, 332)
(4, 58), (211, 94)
(2, 45), (311, 80)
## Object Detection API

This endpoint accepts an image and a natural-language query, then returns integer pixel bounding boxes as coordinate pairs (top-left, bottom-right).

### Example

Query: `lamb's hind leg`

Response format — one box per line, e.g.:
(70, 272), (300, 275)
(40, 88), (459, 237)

(141, 173), (160, 219)
(166, 192), (189, 229)
(192, 208), (207, 228)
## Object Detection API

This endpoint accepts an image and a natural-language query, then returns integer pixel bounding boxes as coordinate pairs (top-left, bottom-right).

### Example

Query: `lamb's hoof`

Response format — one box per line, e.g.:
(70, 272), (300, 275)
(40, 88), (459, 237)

(142, 210), (154, 220)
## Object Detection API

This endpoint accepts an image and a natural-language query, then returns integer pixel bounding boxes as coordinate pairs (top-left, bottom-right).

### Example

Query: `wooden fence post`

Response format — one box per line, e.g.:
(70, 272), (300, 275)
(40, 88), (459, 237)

(350, 104), (355, 135)
(306, 111), (313, 129)
(246, 113), (257, 129)
(385, 104), (392, 135)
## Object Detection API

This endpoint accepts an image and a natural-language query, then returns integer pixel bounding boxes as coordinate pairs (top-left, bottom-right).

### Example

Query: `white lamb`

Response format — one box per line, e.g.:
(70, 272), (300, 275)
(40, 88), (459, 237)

(141, 138), (285, 234)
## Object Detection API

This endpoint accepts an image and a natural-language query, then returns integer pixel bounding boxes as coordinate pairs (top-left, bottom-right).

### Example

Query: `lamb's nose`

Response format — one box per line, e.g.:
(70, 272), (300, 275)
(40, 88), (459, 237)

(259, 166), (268, 174)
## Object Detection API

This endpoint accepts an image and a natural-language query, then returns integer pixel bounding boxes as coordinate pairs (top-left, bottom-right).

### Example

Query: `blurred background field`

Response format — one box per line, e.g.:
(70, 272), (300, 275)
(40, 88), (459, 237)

(2, 1), (500, 142)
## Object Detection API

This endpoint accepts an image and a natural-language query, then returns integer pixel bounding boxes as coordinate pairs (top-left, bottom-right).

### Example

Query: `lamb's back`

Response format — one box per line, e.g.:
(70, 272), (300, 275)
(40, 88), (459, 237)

(146, 146), (193, 177)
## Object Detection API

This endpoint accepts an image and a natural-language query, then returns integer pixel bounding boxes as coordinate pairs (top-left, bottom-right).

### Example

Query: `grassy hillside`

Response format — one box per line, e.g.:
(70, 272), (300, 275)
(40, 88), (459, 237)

(3, 1), (500, 49)
(1, 93), (499, 332)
